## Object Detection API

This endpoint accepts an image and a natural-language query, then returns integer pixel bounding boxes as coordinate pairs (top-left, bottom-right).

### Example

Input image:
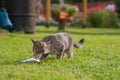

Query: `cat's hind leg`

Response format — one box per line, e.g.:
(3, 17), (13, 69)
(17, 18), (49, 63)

(67, 46), (74, 58)
(68, 51), (73, 58)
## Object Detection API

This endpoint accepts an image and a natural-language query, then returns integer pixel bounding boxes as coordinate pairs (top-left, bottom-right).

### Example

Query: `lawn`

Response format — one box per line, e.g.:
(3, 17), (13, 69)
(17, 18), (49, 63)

(0, 26), (120, 80)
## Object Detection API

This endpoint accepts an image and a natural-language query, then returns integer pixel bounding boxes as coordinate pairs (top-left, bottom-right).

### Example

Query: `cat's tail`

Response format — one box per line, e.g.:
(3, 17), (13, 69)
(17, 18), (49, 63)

(74, 39), (84, 48)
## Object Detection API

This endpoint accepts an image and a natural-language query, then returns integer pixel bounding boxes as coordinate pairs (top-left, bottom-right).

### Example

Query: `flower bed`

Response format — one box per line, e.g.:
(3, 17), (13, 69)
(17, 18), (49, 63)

(51, 4), (79, 21)
(51, 4), (79, 30)
(71, 1), (114, 12)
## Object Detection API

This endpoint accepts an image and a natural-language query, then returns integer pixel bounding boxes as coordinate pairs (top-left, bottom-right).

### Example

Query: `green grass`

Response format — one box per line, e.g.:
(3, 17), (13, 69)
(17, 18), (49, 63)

(0, 26), (120, 80)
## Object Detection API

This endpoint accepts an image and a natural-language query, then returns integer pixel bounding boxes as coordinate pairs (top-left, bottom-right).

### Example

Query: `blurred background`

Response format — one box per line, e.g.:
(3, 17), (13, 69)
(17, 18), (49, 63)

(0, 0), (120, 33)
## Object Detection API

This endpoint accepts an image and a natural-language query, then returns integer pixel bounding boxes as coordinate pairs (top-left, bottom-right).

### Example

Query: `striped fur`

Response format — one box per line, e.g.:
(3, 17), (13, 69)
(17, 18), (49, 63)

(31, 33), (84, 60)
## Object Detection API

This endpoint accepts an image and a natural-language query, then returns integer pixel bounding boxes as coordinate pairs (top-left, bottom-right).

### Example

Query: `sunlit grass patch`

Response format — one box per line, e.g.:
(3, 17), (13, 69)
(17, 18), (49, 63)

(0, 26), (120, 80)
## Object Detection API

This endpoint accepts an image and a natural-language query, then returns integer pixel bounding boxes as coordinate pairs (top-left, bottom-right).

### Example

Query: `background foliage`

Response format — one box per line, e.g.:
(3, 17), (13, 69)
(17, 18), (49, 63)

(114, 0), (120, 15)
(51, 0), (113, 3)
(87, 10), (119, 28)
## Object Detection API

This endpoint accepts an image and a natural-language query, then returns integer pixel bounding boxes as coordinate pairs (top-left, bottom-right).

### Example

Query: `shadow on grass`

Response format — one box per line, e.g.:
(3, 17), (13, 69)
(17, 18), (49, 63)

(69, 32), (120, 35)
(36, 30), (120, 35)
(0, 60), (42, 66)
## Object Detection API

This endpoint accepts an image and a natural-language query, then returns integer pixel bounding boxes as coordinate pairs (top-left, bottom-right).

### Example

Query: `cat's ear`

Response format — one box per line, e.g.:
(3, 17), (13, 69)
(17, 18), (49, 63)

(31, 39), (36, 44)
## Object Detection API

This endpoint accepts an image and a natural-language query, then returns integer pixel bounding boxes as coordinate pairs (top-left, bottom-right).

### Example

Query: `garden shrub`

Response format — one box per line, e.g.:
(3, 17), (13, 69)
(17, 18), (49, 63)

(108, 11), (120, 28)
(114, 0), (120, 15)
(87, 9), (119, 28)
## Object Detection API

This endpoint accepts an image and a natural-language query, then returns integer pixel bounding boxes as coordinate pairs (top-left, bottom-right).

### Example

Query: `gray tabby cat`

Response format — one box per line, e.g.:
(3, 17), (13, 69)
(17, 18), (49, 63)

(31, 33), (84, 60)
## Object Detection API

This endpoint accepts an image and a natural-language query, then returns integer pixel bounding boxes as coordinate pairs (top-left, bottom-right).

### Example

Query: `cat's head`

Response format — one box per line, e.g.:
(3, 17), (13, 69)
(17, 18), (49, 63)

(31, 39), (49, 58)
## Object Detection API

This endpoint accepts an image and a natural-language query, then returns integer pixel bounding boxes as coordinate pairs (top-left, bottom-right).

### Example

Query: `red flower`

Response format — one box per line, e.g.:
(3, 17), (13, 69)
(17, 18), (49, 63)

(87, 5), (102, 13)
